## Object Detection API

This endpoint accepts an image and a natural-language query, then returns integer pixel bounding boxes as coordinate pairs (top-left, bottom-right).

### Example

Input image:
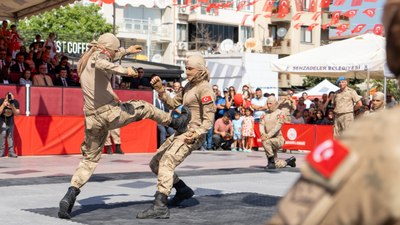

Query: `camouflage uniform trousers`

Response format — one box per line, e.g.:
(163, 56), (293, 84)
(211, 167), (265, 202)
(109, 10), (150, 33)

(71, 100), (171, 188)
(105, 128), (120, 146)
(334, 112), (354, 137)
(262, 136), (287, 168)
(149, 132), (205, 196)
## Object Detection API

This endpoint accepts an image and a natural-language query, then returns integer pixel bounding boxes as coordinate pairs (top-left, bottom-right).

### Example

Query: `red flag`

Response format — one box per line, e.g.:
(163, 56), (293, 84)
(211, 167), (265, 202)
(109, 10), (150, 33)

(241, 14), (251, 26)
(351, 0), (362, 6)
(351, 24), (366, 33)
(247, 0), (259, 6)
(373, 24), (383, 35)
(278, 0), (290, 17)
(262, 0), (274, 12)
(336, 30), (343, 36)
(321, 24), (331, 30)
(308, 23), (319, 31)
(364, 0), (377, 2)
(263, 12), (272, 18)
(237, 0), (247, 11)
(222, 2), (233, 8)
(292, 12), (303, 21)
(333, 0), (345, 6)
(198, 0), (209, 3)
(320, 0), (331, 8)
(330, 11), (341, 24)
(206, 3), (214, 12)
(190, 4), (201, 11)
(337, 24), (349, 32)
(252, 14), (261, 21)
(363, 8), (376, 18)
(294, 0), (303, 11)
(185, 0), (190, 5)
(343, 9), (358, 18)
(308, 0), (318, 12)
(294, 23), (303, 30)
(312, 11), (322, 21)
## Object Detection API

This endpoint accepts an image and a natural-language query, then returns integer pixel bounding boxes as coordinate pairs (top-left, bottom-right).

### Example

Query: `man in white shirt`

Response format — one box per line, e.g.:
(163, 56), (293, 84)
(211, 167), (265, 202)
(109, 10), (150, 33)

(302, 92), (312, 109)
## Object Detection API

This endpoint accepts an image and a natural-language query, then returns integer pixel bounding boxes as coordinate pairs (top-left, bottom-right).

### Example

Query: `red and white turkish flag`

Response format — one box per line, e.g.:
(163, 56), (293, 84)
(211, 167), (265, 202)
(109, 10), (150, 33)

(198, 0), (209, 3)
(373, 24), (384, 36)
(308, 23), (319, 31)
(206, 3), (214, 12)
(308, 0), (318, 12)
(252, 14), (261, 21)
(292, 12), (303, 21)
(312, 11), (322, 21)
(247, 0), (259, 6)
(351, 24), (366, 33)
(337, 24), (349, 32)
(237, 0), (247, 11)
(222, 2), (233, 8)
(321, 23), (331, 30)
(262, 0), (274, 12)
(264, 13), (272, 18)
(185, 0), (191, 5)
(330, 11), (341, 24)
(333, 0), (345, 6)
(294, 23), (303, 30)
(363, 8), (376, 18)
(278, 0), (290, 17)
(343, 9), (358, 18)
(320, 0), (331, 8)
(190, 4), (201, 11)
(201, 95), (213, 104)
(351, 0), (362, 6)
(241, 14), (251, 26)
(364, 0), (377, 2)
(294, 0), (303, 11)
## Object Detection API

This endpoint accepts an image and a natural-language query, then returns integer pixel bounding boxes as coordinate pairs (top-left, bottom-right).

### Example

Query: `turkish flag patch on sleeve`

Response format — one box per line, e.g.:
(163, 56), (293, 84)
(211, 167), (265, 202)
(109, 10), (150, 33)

(201, 96), (213, 104)
(306, 139), (349, 179)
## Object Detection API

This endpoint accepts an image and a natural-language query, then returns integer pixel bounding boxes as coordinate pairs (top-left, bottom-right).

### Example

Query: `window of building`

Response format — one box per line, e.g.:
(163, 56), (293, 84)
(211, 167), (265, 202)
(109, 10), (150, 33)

(177, 24), (187, 42)
(268, 25), (278, 40)
(240, 26), (254, 43)
(303, 0), (310, 11)
(300, 26), (312, 43)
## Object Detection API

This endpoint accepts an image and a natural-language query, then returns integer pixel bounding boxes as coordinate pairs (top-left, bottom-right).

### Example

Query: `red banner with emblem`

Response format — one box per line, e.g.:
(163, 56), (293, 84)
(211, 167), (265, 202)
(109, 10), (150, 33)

(282, 124), (315, 150)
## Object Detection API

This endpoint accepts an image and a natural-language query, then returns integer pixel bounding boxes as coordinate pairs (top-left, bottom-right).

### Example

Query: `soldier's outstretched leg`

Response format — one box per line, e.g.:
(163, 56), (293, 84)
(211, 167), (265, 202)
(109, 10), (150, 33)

(136, 191), (170, 219)
(169, 106), (191, 134)
(58, 186), (80, 219)
(168, 180), (194, 206)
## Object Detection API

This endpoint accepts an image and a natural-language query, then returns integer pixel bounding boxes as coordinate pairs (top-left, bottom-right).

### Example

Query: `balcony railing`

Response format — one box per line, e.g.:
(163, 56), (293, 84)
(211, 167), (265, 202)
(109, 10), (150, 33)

(120, 18), (170, 39)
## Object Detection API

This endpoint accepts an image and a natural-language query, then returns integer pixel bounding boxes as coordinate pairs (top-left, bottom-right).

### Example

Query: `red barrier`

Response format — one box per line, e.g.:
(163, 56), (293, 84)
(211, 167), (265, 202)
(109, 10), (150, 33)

(62, 88), (84, 115)
(13, 116), (157, 156)
(282, 124), (334, 151)
(252, 122), (263, 148)
(30, 86), (63, 115)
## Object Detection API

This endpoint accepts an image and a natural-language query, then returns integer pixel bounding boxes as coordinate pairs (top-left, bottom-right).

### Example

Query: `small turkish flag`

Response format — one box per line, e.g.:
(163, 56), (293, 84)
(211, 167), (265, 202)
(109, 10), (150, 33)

(351, 24), (366, 33)
(364, 0), (377, 2)
(330, 11), (341, 24)
(278, 0), (290, 17)
(252, 14), (261, 22)
(333, 0), (345, 6)
(337, 24), (349, 32)
(222, 2), (233, 8)
(351, 0), (362, 6)
(201, 96), (213, 104)
(308, 0), (318, 12)
(294, 0), (303, 11)
(306, 139), (350, 179)
(312, 12), (322, 21)
(292, 12), (303, 21)
(247, 0), (259, 6)
(363, 8), (376, 18)
(190, 4), (201, 11)
(373, 24), (384, 36)
(320, 0), (331, 8)
(262, 0), (274, 12)
(294, 23), (303, 30)
(321, 24), (330, 30)
(343, 9), (358, 18)
(308, 23), (319, 31)
(198, 0), (209, 3)
(241, 14), (251, 26)
(237, 0), (247, 11)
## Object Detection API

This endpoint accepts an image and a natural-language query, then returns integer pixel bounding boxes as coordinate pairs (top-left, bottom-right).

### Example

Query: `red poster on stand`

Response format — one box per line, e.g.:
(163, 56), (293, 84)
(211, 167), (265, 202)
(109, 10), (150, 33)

(252, 122), (263, 148)
(282, 124), (315, 150)
(314, 125), (334, 146)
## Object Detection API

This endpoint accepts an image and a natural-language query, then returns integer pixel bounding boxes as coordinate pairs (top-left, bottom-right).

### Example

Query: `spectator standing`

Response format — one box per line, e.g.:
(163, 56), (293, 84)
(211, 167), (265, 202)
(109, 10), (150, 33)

(296, 97), (307, 114)
(169, 81), (181, 98)
(19, 69), (32, 85)
(215, 88), (228, 120)
(231, 112), (243, 152)
(104, 128), (124, 154)
(33, 65), (54, 86)
(314, 109), (328, 125)
(0, 92), (20, 158)
(24, 51), (36, 74)
(43, 32), (57, 59)
(251, 88), (267, 122)
(0, 20), (10, 50)
(29, 34), (44, 50)
(155, 96), (175, 147)
(0, 48), (10, 84)
(241, 107), (255, 153)
(368, 91), (385, 113)
(241, 90), (252, 109)
(130, 67), (151, 89)
(302, 92), (312, 109)
(278, 90), (296, 123)
(333, 76), (362, 136)
(213, 112), (233, 150)
(225, 86), (237, 119)
(9, 24), (23, 58)
(291, 109), (305, 124)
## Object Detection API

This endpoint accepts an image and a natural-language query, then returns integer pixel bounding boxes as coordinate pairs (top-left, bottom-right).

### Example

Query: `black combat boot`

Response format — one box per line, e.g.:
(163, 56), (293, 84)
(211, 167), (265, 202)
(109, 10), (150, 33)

(58, 186), (80, 219)
(106, 146), (112, 154)
(285, 156), (296, 168)
(169, 106), (191, 134)
(266, 157), (276, 170)
(168, 180), (194, 206)
(137, 191), (170, 219)
(115, 144), (124, 154)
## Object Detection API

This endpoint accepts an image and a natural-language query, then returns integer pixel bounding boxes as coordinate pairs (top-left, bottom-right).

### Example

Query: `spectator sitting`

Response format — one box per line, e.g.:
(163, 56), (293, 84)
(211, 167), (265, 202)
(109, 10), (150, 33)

(33, 64), (54, 86)
(10, 52), (30, 82)
(302, 109), (311, 124)
(307, 108), (317, 124)
(54, 69), (76, 87)
(119, 81), (130, 89)
(242, 107), (255, 153)
(36, 52), (56, 81)
(130, 67), (151, 89)
(314, 109), (329, 125)
(24, 51), (36, 74)
(19, 69), (32, 85)
(291, 109), (305, 124)
(17, 45), (28, 60)
(231, 112), (243, 152)
(0, 48), (11, 84)
(323, 110), (335, 125)
(212, 112), (233, 150)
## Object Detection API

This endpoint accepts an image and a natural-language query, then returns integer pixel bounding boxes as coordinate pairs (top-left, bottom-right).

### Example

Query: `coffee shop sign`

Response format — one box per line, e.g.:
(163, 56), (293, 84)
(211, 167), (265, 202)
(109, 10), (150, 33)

(56, 41), (89, 55)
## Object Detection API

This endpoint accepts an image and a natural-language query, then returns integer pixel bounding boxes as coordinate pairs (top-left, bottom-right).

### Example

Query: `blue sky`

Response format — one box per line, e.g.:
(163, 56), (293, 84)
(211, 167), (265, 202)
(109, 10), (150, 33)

(330, 0), (384, 36)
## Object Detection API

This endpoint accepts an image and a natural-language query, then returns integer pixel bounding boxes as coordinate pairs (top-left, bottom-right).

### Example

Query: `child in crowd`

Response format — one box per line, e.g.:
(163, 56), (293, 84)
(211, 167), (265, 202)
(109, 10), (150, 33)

(241, 107), (255, 153)
(232, 112), (243, 152)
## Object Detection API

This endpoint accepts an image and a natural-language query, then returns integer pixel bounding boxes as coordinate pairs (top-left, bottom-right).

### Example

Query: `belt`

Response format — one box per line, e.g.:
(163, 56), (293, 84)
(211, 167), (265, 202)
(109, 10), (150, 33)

(84, 101), (118, 116)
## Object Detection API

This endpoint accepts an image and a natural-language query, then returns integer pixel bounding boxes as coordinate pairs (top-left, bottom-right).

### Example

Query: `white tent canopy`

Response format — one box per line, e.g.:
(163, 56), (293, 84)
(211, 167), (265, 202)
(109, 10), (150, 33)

(271, 34), (389, 79)
(294, 79), (339, 97)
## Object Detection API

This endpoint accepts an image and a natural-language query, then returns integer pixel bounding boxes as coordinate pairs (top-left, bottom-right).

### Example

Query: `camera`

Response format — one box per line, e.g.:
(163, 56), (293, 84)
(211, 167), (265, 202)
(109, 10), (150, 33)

(7, 93), (14, 104)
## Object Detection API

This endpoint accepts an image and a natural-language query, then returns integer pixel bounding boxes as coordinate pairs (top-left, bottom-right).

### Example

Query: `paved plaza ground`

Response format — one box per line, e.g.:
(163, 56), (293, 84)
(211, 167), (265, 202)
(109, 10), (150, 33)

(0, 150), (305, 225)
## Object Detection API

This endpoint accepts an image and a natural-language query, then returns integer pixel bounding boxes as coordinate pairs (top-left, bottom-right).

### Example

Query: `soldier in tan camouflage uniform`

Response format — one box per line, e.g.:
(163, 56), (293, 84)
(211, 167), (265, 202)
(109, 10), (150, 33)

(260, 96), (296, 169)
(333, 76), (362, 136)
(266, 2), (400, 223)
(137, 54), (215, 219)
(58, 33), (191, 219)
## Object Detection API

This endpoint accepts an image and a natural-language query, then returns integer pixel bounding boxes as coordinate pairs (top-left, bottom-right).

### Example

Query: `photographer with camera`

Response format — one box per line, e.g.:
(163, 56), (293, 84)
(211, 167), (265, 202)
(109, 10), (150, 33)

(0, 92), (20, 158)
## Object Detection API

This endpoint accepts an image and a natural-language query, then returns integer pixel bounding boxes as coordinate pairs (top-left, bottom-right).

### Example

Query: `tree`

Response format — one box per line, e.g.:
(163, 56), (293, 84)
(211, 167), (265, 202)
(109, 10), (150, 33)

(17, 4), (113, 43)
(371, 79), (400, 100)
